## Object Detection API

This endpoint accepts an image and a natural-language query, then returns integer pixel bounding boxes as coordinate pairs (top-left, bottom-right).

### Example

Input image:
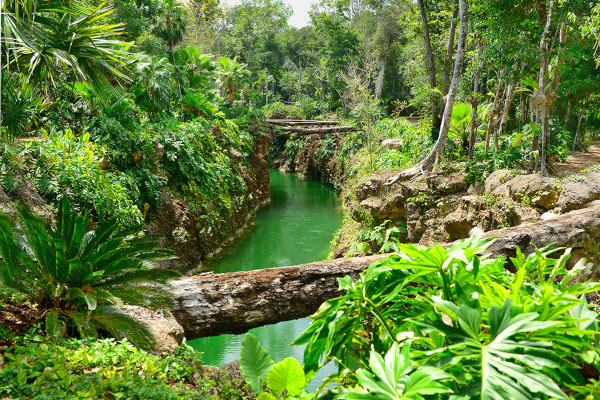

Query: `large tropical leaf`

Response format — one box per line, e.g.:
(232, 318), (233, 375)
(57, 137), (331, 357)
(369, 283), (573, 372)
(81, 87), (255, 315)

(414, 297), (571, 400)
(337, 342), (452, 400)
(266, 357), (305, 397)
(239, 333), (275, 394)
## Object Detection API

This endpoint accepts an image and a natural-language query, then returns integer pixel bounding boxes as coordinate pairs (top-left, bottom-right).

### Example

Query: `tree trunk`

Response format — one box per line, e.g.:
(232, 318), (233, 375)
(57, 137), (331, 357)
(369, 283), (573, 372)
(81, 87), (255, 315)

(485, 74), (505, 152)
(520, 93), (528, 127)
(468, 47), (483, 161)
(565, 98), (572, 131)
(298, 63), (303, 101)
(549, 22), (568, 115)
(573, 101), (586, 151)
(417, 0), (441, 138)
(386, 0), (468, 184)
(443, 0), (459, 93)
(170, 201), (600, 339)
(498, 84), (516, 140)
(375, 56), (387, 100)
(438, 0), (459, 122)
(536, 0), (555, 175)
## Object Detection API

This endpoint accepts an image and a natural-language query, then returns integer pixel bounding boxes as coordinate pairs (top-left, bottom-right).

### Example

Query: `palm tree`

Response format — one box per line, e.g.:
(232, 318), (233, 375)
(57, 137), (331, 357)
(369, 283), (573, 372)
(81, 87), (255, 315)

(217, 57), (250, 103)
(131, 56), (175, 118)
(0, 200), (178, 348)
(1, 0), (131, 90)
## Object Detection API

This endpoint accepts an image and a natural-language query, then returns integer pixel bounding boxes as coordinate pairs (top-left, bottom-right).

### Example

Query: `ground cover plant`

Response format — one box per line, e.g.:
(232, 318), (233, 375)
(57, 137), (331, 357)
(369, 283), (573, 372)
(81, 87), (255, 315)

(241, 237), (600, 399)
(0, 337), (251, 400)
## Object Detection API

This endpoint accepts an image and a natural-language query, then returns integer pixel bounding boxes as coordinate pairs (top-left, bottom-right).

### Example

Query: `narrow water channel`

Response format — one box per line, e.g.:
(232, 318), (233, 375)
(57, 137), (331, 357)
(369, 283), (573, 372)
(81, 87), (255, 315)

(188, 170), (343, 386)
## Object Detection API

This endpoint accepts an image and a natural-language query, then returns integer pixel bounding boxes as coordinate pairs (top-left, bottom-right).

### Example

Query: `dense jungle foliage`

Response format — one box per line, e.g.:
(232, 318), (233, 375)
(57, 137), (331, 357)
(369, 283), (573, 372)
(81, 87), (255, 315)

(2, 0), (600, 398)
(241, 238), (600, 400)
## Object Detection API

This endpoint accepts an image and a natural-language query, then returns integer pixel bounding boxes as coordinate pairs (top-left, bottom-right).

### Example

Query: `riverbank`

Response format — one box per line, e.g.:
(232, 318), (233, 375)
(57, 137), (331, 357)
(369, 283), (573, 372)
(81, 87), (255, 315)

(269, 117), (600, 263)
(0, 117), (273, 273)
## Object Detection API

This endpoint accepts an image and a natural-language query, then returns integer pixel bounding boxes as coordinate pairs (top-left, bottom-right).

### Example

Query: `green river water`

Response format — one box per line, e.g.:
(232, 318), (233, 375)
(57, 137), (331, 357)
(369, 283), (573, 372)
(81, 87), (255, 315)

(188, 170), (344, 387)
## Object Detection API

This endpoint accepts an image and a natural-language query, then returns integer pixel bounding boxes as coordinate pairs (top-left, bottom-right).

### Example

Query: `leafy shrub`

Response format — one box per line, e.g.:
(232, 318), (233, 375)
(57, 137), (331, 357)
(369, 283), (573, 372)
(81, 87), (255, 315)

(293, 238), (600, 398)
(30, 129), (143, 225)
(159, 119), (250, 227)
(315, 134), (337, 165)
(0, 338), (249, 400)
(345, 220), (406, 256)
(345, 118), (431, 179)
(241, 238), (600, 399)
(0, 200), (177, 347)
(262, 102), (303, 119)
(0, 71), (47, 139)
(285, 137), (306, 168)
(295, 98), (328, 119)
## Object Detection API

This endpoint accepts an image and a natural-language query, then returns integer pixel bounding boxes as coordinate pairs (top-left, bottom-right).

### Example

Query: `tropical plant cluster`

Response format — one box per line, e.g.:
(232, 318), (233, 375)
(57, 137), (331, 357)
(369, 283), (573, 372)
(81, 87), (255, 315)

(0, 200), (177, 347)
(241, 237), (600, 399)
(0, 337), (251, 399)
(1, 0), (262, 241)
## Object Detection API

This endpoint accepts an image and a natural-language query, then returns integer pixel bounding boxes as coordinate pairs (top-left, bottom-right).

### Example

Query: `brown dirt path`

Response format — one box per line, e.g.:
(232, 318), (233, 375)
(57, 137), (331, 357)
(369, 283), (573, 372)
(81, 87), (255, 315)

(552, 142), (600, 177)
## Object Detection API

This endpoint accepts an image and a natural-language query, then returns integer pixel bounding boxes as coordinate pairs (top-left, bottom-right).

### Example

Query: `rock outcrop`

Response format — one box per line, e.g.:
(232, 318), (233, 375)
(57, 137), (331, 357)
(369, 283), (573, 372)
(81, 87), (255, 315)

(126, 306), (185, 353)
(148, 128), (272, 272)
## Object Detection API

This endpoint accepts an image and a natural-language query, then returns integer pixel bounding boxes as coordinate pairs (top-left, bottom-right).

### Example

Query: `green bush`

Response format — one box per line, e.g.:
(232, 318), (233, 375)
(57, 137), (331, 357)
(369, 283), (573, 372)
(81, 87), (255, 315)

(295, 98), (328, 119)
(261, 102), (303, 119)
(241, 238), (600, 399)
(345, 118), (431, 179)
(285, 137), (306, 168)
(30, 129), (143, 225)
(0, 338), (249, 400)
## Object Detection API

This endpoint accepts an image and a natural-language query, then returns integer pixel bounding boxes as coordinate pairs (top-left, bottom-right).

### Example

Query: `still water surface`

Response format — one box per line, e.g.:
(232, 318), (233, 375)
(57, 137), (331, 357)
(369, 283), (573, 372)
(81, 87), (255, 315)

(188, 170), (343, 388)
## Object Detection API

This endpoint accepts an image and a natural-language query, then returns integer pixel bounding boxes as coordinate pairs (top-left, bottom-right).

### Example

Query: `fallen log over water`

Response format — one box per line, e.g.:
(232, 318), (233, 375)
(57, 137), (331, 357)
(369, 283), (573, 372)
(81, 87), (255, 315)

(170, 201), (600, 339)
(273, 125), (357, 136)
(266, 119), (340, 126)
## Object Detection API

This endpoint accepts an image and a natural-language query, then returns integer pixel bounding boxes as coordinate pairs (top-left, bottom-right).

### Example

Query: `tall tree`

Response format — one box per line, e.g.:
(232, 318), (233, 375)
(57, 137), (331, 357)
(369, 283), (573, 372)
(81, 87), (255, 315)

(387, 0), (469, 184)
(416, 0), (442, 139)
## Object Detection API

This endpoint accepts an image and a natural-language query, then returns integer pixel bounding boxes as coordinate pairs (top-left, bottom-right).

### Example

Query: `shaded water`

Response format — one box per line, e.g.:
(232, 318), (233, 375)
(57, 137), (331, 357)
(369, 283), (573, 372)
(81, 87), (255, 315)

(188, 170), (343, 387)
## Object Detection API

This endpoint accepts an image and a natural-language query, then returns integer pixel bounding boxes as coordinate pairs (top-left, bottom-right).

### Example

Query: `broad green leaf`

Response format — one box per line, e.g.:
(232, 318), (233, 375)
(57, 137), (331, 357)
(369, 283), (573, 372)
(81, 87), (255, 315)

(240, 333), (275, 394)
(267, 357), (305, 397)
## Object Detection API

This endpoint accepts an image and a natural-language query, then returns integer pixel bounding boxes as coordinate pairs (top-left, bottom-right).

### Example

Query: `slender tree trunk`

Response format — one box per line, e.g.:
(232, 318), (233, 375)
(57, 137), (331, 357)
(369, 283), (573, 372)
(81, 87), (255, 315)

(498, 84), (516, 140)
(265, 71), (268, 106)
(437, 0), (459, 121)
(485, 73), (505, 152)
(536, 0), (555, 175)
(417, 0), (441, 138)
(565, 98), (572, 130)
(298, 63), (303, 101)
(386, 0), (468, 184)
(375, 55), (387, 100)
(443, 0), (459, 93)
(520, 93), (528, 127)
(549, 21), (568, 116)
(573, 100), (587, 151)
(468, 47), (483, 161)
